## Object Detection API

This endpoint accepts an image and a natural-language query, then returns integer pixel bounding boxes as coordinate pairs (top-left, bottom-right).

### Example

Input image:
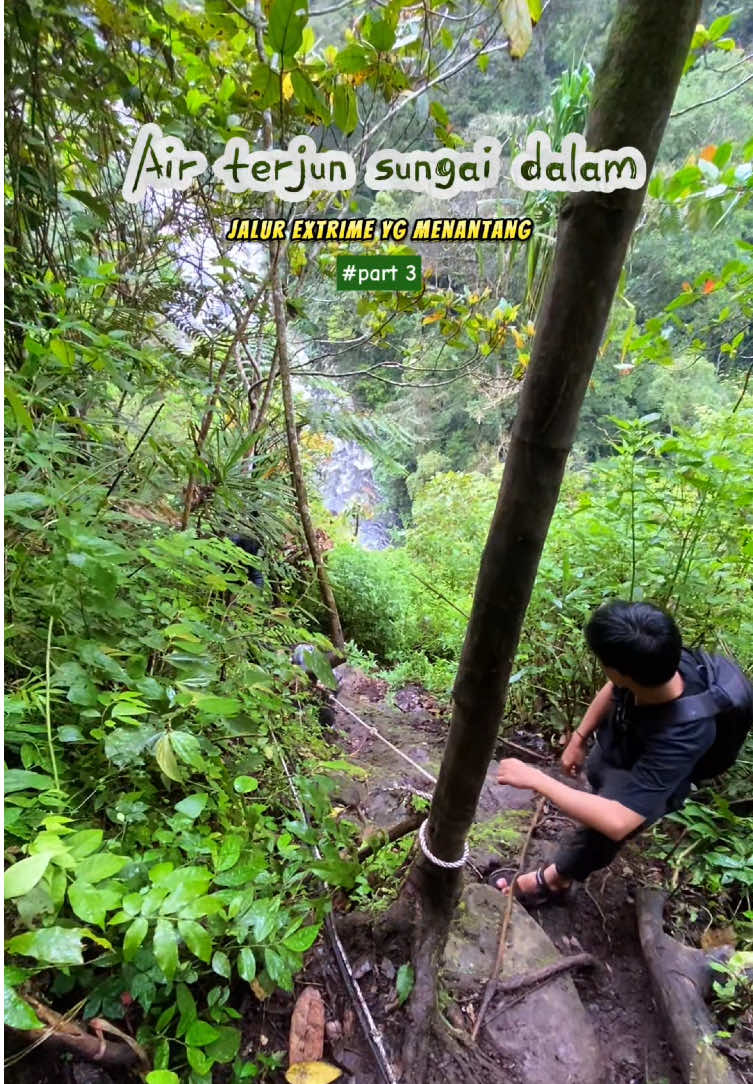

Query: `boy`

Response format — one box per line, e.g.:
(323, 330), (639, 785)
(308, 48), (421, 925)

(493, 600), (718, 905)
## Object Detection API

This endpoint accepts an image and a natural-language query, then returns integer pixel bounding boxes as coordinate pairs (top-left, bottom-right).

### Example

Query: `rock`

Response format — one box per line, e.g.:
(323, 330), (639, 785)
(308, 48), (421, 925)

(352, 958), (372, 980)
(467, 809), (529, 869)
(380, 957), (396, 981)
(443, 883), (602, 1084)
(477, 760), (537, 816)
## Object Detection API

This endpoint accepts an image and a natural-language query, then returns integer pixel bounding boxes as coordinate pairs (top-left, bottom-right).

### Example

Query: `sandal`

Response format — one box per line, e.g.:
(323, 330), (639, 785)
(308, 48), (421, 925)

(486, 864), (570, 908)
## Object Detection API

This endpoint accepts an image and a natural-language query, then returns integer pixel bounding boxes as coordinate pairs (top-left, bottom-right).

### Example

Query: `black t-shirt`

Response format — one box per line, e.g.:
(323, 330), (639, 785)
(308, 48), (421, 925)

(588, 648), (717, 825)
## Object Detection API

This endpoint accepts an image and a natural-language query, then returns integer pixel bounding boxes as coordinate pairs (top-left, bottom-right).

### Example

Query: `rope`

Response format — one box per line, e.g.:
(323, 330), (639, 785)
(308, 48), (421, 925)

(333, 695), (480, 873)
(332, 696), (438, 784)
(418, 817), (469, 869)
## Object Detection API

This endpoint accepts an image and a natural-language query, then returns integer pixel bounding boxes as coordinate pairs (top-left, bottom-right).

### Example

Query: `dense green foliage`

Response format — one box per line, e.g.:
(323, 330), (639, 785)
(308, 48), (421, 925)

(5, 0), (753, 1072)
(4, 424), (368, 1079)
(332, 408), (753, 705)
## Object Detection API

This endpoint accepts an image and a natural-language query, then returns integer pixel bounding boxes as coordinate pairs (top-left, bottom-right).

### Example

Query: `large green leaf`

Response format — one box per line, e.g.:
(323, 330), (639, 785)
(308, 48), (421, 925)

(264, 946), (294, 991)
(153, 919), (178, 980)
(186, 1019), (220, 1046)
(5, 492), (50, 514)
(212, 950), (231, 978)
(4, 983), (43, 1029)
(123, 916), (149, 961)
(155, 733), (182, 781)
(232, 775), (258, 795)
(4, 770), (54, 794)
(104, 725), (158, 768)
(4, 854), (50, 899)
(306, 648), (337, 690)
(205, 1024), (241, 1064)
(283, 923), (319, 953)
(245, 897), (280, 942)
(160, 867), (213, 913)
(290, 70), (329, 123)
(237, 946), (256, 982)
(194, 695), (241, 716)
(178, 919), (212, 963)
(7, 926), (97, 965)
(216, 834), (243, 871)
(76, 853), (130, 884)
(267, 0), (308, 59)
(68, 881), (123, 927)
(396, 962), (414, 1005)
(169, 731), (205, 770)
(175, 793), (208, 819)
(66, 830), (104, 859)
(365, 18), (396, 52)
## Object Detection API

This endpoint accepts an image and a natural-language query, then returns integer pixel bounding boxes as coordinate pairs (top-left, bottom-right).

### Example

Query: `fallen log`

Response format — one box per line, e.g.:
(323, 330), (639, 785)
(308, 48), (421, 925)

(635, 887), (741, 1084)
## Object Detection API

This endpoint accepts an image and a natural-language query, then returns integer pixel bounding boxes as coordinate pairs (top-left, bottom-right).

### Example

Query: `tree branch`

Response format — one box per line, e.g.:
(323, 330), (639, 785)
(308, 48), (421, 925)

(670, 71), (753, 117)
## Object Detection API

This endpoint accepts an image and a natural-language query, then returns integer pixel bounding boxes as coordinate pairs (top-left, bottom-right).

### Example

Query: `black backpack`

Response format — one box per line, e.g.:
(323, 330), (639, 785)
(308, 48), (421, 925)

(656, 649), (753, 782)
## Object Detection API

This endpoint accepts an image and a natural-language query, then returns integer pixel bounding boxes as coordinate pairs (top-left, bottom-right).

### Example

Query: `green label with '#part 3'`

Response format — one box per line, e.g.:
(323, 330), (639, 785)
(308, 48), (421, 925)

(336, 254), (421, 291)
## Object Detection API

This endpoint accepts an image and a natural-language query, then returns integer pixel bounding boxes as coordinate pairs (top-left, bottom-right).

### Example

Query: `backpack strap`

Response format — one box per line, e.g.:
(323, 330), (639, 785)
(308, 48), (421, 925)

(617, 649), (749, 729)
(630, 649), (726, 726)
(636, 690), (720, 725)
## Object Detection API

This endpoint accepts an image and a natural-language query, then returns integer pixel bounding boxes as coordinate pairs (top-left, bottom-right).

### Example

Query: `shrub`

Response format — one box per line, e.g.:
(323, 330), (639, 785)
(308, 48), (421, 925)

(328, 544), (412, 662)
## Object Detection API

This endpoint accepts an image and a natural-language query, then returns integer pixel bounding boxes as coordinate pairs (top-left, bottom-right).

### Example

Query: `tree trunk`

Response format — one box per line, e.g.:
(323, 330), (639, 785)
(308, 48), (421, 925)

(400, 1), (702, 1077)
(180, 292), (262, 530)
(254, 78), (345, 651)
(269, 252), (345, 650)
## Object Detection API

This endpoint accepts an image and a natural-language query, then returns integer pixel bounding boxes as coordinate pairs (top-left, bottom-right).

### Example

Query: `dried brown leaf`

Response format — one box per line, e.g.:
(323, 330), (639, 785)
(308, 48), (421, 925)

(289, 987), (325, 1065)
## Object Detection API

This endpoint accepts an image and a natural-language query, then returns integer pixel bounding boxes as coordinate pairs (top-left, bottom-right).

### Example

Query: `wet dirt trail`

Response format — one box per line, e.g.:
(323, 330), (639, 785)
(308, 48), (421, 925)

(330, 666), (683, 1084)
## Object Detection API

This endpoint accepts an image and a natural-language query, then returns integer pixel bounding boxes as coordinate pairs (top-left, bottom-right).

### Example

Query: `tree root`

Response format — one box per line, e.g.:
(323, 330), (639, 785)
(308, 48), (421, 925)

(489, 951), (596, 999)
(385, 859), (461, 1083)
(428, 1015), (511, 1083)
(8, 995), (149, 1071)
(482, 952), (597, 1026)
(357, 812), (424, 862)
(636, 887), (742, 1084)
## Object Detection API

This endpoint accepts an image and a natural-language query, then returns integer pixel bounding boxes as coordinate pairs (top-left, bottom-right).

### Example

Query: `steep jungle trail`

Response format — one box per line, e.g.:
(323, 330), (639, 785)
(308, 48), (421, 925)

(318, 666), (683, 1084)
(12, 666), (747, 1084)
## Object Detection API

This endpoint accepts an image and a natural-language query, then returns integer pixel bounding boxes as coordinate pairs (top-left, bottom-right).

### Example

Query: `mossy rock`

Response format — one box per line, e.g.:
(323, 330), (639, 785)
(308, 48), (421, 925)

(443, 883), (602, 1084)
(467, 809), (529, 868)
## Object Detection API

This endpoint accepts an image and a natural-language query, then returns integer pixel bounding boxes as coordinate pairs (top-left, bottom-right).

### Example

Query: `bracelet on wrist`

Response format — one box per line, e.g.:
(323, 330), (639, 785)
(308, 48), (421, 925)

(573, 730), (587, 743)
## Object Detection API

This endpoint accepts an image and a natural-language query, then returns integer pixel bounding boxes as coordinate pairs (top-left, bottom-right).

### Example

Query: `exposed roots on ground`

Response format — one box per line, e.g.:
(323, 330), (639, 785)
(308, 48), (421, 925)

(427, 1017), (512, 1083)
(378, 858), (463, 1083)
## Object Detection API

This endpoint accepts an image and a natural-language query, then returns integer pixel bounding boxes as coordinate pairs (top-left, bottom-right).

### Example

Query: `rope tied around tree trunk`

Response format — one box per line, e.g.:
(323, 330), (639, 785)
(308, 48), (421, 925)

(417, 817), (469, 869)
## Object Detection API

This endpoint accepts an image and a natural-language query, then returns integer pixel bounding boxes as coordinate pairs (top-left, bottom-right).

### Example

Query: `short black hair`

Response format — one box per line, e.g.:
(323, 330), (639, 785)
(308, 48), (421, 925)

(584, 601), (682, 686)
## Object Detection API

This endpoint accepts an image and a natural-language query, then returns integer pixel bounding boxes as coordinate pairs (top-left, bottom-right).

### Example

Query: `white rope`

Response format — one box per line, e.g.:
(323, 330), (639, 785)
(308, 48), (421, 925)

(332, 696), (478, 874)
(418, 817), (469, 869)
(332, 696), (438, 784)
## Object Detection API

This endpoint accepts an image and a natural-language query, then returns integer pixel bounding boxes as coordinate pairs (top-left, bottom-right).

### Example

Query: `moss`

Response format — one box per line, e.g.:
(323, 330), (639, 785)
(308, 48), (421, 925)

(468, 810), (528, 857)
